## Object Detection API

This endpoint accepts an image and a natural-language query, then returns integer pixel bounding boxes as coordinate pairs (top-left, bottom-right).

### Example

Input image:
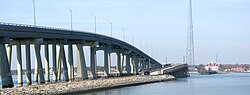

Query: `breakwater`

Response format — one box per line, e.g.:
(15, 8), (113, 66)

(0, 75), (175, 95)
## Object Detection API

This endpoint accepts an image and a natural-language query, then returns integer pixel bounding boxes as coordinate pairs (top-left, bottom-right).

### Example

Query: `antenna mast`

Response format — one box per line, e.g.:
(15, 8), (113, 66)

(186, 0), (195, 65)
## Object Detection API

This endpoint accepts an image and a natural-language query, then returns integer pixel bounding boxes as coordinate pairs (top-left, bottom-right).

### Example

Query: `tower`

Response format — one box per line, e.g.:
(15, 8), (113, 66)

(186, 0), (195, 65)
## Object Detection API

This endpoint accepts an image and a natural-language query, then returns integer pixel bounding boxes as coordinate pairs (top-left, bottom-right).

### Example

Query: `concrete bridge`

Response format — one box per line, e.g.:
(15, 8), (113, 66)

(0, 22), (162, 88)
(150, 64), (189, 78)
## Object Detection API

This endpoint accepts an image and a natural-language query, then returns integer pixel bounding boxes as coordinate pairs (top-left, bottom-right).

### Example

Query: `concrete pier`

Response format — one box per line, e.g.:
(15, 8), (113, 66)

(68, 44), (74, 81)
(60, 44), (69, 81)
(116, 50), (122, 74)
(90, 47), (97, 79)
(126, 54), (131, 74)
(44, 44), (50, 83)
(52, 43), (58, 82)
(0, 44), (14, 88)
(104, 46), (110, 76)
(25, 44), (31, 85)
(34, 44), (45, 83)
(16, 43), (23, 86)
(77, 44), (88, 79)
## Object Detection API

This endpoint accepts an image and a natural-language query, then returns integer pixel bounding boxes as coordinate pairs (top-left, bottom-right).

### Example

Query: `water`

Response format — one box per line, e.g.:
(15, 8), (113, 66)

(0, 73), (249, 95)
(81, 73), (250, 95)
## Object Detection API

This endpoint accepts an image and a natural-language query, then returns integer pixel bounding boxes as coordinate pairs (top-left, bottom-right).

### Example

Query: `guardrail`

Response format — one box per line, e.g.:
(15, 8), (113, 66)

(0, 22), (71, 32)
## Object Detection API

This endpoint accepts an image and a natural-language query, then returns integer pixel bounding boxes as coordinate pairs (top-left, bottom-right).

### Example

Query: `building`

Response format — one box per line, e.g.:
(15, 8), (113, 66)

(204, 62), (220, 71)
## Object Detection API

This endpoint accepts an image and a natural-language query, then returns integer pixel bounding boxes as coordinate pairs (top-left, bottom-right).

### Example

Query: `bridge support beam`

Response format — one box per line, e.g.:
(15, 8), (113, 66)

(131, 57), (135, 74)
(25, 44), (31, 85)
(77, 44), (88, 79)
(68, 44), (74, 81)
(116, 50), (122, 74)
(126, 54), (131, 75)
(141, 60), (146, 70)
(104, 46), (110, 76)
(57, 46), (62, 81)
(7, 45), (12, 66)
(52, 44), (58, 82)
(44, 44), (50, 83)
(17, 43), (23, 86)
(121, 51), (125, 74)
(134, 56), (139, 75)
(90, 47), (97, 79)
(60, 44), (69, 81)
(0, 44), (14, 88)
(34, 44), (45, 83)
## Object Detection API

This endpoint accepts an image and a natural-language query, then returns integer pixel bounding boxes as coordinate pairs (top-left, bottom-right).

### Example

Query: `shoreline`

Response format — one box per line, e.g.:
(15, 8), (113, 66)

(1, 75), (175, 95)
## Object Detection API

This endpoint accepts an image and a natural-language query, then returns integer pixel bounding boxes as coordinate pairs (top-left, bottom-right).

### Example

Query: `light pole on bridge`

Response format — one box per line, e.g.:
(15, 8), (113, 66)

(69, 8), (73, 30)
(122, 28), (125, 41)
(110, 22), (112, 38)
(66, 7), (73, 31)
(32, 0), (36, 27)
(90, 13), (97, 35)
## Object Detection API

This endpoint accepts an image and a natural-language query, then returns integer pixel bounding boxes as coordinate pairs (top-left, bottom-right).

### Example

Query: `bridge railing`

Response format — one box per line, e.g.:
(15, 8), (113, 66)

(0, 22), (72, 32)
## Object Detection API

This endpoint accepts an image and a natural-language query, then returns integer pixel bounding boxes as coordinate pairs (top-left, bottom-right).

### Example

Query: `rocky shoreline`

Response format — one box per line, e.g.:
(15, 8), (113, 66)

(0, 75), (175, 95)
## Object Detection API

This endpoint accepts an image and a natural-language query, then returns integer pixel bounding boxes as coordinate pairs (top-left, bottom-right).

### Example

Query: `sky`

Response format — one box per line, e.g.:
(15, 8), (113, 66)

(0, 0), (250, 69)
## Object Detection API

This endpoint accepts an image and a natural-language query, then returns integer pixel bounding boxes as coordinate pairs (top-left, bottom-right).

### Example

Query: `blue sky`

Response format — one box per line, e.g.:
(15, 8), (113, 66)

(0, 0), (250, 69)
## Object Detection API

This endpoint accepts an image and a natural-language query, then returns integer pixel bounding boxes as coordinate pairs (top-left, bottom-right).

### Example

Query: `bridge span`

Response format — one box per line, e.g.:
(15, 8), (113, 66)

(0, 22), (162, 88)
(150, 64), (189, 78)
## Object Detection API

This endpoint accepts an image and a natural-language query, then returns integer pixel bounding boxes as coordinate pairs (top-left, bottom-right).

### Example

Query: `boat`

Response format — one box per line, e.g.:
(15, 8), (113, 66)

(198, 62), (219, 75)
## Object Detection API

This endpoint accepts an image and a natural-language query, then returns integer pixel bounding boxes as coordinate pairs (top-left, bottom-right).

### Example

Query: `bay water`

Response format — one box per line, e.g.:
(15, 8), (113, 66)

(81, 73), (250, 95)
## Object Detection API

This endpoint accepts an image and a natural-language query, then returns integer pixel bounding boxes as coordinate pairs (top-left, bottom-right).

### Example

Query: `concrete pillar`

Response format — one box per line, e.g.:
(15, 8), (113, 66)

(52, 44), (58, 82)
(34, 44), (45, 83)
(121, 52), (125, 74)
(68, 44), (74, 81)
(0, 44), (14, 88)
(108, 51), (111, 74)
(76, 44), (88, 79)
(134, 56), (139, 75)
(76, 45), (81, 78)
(131, 57), (134, 74)
(60, 44), (69, 81)
(7, 45), (12, 66)
(148, 59), (151, 69)
(147, 60), (150, 69)
(25, 44), (31, 85)
(17, 43), (23, 86)
(142, 60), (146, 70)
(44, 44), (50, 82)
(116, 50), (122, 74)
(57, 47), (61, 81)
(34, 55), (38, 83)
(139, 60), (142, 70)
(104, 46), (110, 76)
(90, 47), (97, 79)
(126, 54), (131, 74)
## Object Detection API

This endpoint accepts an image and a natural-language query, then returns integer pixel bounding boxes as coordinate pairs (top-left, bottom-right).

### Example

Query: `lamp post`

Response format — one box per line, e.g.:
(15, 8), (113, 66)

(70, 9), (73, 30)
(32, 0), (36, 27)
(90, 14), (97, 34)
(122, 28), (125, 41)
(66, 7), (73, 30)
(132, 35), (134, 46)
(110, 22), (112, 37)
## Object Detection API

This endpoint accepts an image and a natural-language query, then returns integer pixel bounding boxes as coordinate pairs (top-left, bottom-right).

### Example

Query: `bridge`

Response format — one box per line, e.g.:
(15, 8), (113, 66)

(0, 22), (164, 88)
(150, 64), (189, 78)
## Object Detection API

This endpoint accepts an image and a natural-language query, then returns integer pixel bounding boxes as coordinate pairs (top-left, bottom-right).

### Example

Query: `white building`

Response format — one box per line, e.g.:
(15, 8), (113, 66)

(204, 62), (220, 71)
